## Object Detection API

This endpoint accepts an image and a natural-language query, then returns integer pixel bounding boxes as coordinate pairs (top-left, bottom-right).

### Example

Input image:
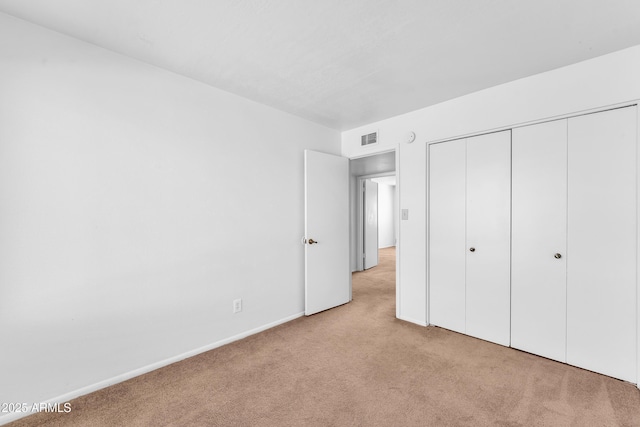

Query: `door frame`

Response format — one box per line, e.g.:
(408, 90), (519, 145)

(356, 172), (395, 271)
(635, 103), (640, 388)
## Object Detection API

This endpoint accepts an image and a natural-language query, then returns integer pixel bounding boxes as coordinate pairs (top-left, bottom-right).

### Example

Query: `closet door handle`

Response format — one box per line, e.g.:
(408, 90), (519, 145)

(469, 247), (475, 252)
(554, 253), (562, 259)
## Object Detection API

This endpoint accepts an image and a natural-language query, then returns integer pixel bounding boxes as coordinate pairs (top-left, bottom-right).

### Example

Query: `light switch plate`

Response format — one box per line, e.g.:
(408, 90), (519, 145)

(402, 209), (409, 220)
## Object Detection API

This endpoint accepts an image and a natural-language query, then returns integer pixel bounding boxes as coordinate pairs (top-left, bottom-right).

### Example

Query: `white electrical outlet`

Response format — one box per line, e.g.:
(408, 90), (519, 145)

(233, 298), (242, 313)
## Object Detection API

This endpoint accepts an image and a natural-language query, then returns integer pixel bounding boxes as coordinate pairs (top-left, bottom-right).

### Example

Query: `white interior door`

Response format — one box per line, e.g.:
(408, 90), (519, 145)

(363, 179), (379, 269)
(304, 150), (350, 316)
(511, 120), (567, 362)
(465, 131), (511, 346)
(429, 139), (466, 334)
(567, 106), (637, 382)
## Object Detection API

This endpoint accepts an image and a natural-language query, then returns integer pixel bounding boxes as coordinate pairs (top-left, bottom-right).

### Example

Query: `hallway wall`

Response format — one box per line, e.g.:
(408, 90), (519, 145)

(377, 183), (396, 248)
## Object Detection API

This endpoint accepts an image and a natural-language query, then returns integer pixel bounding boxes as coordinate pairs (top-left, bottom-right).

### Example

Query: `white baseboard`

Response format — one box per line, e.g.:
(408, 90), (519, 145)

(0, 311), (305, 426)
(397, 315), (428, 327)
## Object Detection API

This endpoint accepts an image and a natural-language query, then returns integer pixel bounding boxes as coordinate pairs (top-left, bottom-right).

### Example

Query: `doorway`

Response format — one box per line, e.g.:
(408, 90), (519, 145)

(349, 150), (397, 310)
(357, 174), (397, 271)
(303, 149), (395, 315)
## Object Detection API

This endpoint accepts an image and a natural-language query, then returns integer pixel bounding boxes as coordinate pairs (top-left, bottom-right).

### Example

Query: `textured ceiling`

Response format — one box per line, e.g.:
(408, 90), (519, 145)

(1, 0), (640, 130)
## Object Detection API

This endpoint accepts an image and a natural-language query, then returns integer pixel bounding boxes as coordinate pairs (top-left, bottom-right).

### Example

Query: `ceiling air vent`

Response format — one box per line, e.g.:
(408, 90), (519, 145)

(361, 131), (378, 147)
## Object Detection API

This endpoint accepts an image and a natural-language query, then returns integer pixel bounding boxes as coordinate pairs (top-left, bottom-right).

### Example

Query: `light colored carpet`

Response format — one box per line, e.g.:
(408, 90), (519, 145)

(9, 247), (640, 426)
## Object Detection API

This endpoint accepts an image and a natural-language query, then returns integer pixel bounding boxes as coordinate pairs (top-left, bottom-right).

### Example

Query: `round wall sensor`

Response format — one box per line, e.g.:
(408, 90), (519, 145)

(407, 131), (416, 143)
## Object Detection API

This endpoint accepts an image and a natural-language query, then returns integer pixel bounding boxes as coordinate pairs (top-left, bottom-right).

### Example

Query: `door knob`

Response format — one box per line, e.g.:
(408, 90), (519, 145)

(308, 239), (318, 245)
(469, 247), (475, 252)
(554, 253), (562, 259)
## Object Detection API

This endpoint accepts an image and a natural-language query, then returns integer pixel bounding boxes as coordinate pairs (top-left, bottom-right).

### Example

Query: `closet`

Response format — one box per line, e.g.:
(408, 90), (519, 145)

(429, 106), (638, 382)
(511, 119), (567, 363)
(429, 130), (511, 346)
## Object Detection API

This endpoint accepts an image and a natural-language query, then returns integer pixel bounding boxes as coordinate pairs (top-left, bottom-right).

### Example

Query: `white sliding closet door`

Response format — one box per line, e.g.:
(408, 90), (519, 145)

(511, 120), (567, 362)
(466, 131), (511, 346)
(567, 106), (637, 382)
(429, 139), (466, 334)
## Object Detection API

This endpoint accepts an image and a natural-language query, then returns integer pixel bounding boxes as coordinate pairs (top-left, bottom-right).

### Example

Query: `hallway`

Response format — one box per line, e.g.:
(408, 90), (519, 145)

(351, 246), (396, 319)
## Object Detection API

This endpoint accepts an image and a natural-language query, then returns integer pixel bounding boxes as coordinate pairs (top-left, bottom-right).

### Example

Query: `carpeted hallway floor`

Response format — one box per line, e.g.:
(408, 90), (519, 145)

(9, 247), (640, 426)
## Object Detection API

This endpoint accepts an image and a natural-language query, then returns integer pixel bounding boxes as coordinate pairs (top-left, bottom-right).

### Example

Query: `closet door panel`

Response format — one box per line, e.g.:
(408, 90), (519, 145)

(567, 106), (637, 382)
(511, 120), (567, 362)
(429, 140), (466, 333)
(466, 131), (512, 346)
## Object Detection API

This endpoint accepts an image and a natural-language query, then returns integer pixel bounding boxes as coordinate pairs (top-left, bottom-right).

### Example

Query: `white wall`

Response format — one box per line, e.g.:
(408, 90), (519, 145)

(0, 13), (340, 422)
(376, 183), (395, 248)
(342, 44), (640, 326)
